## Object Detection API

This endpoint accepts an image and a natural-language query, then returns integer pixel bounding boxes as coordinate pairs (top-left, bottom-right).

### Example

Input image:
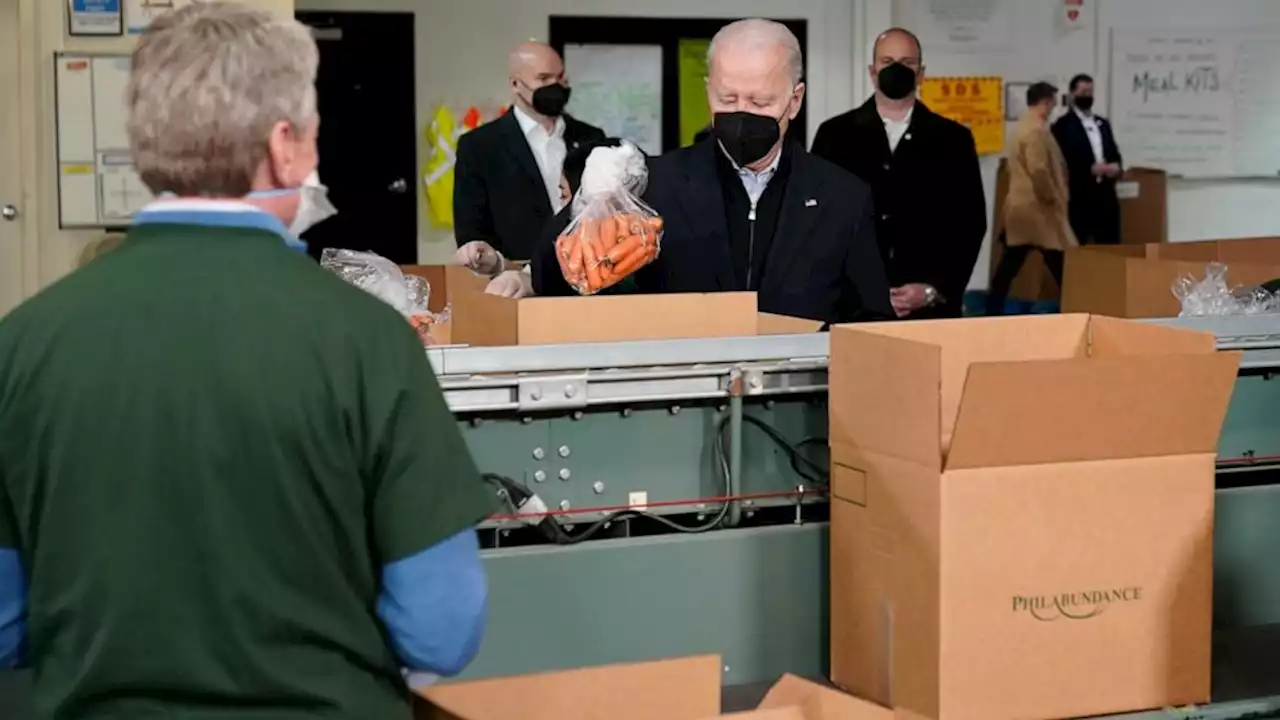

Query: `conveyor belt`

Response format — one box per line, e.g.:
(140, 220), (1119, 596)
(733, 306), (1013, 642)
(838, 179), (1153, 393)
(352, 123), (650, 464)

(433, 315), (1280, 413)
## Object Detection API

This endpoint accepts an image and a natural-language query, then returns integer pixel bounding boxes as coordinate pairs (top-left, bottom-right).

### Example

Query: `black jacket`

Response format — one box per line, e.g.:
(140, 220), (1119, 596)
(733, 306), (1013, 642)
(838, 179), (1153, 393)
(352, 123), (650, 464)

(1051, 111), (1123, 243)
(531, 139), (893, 324)
(811, 99), (986, 318)
(453, 110), (605, 260)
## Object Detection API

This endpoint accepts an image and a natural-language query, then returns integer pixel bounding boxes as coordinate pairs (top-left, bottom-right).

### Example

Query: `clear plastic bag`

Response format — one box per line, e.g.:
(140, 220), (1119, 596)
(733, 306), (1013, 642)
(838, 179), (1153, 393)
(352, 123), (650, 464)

(320, 248), (449, 345)
(555, 141), (664, 295)
(1171, 261), (1280, 317)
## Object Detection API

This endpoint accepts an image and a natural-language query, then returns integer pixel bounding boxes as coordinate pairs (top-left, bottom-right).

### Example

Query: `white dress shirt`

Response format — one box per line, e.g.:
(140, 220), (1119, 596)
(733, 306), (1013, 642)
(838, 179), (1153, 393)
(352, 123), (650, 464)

(881, 105), (914, 153)
(728, 146), (783, 207)
(513, 105), (568, 211)
(1075, 108), (1106, 164)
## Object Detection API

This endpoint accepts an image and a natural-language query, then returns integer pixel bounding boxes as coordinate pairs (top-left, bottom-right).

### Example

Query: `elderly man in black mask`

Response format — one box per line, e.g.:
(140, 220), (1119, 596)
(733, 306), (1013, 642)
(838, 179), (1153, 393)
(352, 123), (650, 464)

(811, 27), (986, 319)
(532, 18), (892, 323)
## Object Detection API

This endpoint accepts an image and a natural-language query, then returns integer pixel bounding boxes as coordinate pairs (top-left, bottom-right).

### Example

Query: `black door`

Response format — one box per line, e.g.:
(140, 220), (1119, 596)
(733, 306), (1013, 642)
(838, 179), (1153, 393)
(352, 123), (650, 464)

(296, 12), (417, 264)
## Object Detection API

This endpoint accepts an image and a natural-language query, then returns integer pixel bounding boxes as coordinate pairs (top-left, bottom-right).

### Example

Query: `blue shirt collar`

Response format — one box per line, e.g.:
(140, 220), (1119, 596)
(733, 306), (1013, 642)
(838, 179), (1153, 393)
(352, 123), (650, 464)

(132, 199), (306, 251)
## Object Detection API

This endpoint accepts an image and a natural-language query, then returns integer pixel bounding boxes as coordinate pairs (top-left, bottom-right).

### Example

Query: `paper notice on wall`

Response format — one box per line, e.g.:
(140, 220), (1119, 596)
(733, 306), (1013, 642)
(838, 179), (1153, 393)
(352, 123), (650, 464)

(68, 0), (123, 36)
(125, 0), (194, 34)
(920, 77), (1005, 154)
(906, 0), (1013, 52)
(563, 44), (663, 154)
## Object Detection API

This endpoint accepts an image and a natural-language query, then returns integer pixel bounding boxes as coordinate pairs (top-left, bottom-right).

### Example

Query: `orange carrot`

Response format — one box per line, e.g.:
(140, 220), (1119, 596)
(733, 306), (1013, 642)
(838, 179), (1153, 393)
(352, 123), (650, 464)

(598, 216), (617, 249)
(606, 235), (644, 266)
(582, 238), (603, 293)
(566, 234), (584, 275)
(609, 246), (651, 279)
(646, 216), (664, 233)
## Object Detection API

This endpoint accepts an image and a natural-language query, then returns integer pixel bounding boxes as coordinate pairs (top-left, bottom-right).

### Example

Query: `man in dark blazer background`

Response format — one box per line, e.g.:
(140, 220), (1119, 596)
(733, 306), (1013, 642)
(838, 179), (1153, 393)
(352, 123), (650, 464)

(531, 19), (892, 324)
(453, 42), (604, 274)
(810, 28), (986, 319)
(1052, 73), (1123, 245)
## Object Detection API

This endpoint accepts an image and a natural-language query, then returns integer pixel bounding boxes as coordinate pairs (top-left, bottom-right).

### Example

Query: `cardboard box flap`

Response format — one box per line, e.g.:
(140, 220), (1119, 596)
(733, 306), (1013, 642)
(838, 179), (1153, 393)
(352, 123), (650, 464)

(1088, 315), (1217, 356)
(419, 655), (721, 720)
(947, 352), (1241, 469)
(837, 316), (1089, 457)
(758, 313), (825, 335)
(759, 676), (898, 719)
(829, 326), (943, 469)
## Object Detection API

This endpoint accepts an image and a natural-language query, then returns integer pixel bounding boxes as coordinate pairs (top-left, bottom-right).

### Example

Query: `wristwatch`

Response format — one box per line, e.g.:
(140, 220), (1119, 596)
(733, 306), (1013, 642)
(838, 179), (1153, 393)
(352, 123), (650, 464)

(923, 285), (941, 307)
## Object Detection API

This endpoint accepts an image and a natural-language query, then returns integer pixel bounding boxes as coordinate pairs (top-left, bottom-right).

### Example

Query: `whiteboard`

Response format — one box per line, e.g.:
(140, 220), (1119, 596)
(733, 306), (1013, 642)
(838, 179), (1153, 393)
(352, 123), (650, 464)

(1109, 30), (1280, 178)
(55, 53), (154, 229)
(562, 44), (663, 154)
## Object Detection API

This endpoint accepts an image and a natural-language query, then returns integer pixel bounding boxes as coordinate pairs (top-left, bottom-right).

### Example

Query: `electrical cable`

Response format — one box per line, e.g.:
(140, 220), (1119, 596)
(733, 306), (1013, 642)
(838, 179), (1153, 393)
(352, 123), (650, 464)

(484, 414), (827, 546)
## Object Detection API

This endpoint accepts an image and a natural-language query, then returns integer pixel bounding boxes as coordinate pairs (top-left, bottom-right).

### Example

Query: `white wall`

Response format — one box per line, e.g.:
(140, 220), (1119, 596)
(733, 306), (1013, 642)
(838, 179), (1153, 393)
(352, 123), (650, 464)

(299, 0), (1280, 282)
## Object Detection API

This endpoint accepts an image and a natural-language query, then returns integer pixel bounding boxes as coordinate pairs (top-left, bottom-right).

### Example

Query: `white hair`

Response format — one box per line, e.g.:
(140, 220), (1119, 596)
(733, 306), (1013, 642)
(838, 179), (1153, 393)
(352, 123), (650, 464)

(127, 1), (319, 197)
(708, 19), (804, 87)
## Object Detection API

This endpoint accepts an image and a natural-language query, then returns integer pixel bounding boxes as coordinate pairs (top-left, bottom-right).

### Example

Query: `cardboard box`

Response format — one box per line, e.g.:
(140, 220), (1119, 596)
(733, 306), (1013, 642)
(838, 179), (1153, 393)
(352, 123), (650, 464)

(415, 655), (919, 720)
(827, 314), (1239, 720)
(446, 266), (821, 345)
(399, 264), (492, 345)
(989, 162), (1168, 303)
(1062, 236), (1280, 318)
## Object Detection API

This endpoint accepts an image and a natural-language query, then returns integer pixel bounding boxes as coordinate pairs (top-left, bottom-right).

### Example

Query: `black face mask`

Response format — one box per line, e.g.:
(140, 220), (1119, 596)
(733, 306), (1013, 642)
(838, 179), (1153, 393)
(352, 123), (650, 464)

(1074, 95), (1095, 112)
(877, 62), (917, 101)
(527, 83), (571, 117)
(712, 111), (782, 167)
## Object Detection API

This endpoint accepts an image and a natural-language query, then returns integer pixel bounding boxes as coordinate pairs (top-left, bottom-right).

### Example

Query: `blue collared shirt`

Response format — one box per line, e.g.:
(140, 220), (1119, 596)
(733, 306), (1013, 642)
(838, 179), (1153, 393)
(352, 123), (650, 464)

(0, 201), (486, 677)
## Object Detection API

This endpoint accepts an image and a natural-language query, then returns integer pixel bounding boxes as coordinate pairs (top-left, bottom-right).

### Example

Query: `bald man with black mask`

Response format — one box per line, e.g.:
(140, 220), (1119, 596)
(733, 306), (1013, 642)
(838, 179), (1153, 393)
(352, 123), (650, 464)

(811, 27), (986, 319)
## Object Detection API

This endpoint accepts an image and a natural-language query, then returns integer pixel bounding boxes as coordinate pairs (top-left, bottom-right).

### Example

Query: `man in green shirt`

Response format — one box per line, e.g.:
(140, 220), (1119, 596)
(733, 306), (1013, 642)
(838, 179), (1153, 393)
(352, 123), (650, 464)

(0, 3), (493, 718)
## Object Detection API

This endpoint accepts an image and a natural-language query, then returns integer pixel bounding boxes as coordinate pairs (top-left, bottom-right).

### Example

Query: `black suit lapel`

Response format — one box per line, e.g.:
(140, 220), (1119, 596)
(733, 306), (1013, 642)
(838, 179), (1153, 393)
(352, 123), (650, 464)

(762, 144), (821, 292)
(563, 116), (590, 153)
(678, 141), (735, 290)
(852, 100), (892, 163)
(497, 111), (550, 205)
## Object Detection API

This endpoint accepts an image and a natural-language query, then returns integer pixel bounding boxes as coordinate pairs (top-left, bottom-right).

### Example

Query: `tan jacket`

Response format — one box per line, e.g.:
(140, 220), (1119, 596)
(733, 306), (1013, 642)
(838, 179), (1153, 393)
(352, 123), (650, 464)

(1004, 115), (1077, 251)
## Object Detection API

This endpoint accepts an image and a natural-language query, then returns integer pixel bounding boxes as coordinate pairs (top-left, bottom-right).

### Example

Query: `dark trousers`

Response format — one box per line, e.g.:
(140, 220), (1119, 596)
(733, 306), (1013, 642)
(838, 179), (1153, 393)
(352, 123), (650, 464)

(1070, 189), (1121, 246)
(985, 238), (1064, 316)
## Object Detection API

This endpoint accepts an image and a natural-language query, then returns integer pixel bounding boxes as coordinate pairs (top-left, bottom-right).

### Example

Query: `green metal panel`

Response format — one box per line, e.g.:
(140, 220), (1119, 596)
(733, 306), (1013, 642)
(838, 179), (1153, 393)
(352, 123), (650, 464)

(1219, 374), (1280, 460)
(464, 524), (828, 685)
(1215, 487), (1280, 627)
(462, 398), (827, 525)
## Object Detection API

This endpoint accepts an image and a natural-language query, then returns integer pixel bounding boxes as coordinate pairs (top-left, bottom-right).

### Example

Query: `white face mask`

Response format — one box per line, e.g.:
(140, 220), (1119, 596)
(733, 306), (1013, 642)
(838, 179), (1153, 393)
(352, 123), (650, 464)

(290, 171), (337, 237)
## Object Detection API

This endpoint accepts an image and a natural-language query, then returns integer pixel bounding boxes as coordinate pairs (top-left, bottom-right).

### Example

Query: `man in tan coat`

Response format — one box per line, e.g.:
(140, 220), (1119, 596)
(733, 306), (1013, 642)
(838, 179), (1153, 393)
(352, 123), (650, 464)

(985, 81), (1078, 315)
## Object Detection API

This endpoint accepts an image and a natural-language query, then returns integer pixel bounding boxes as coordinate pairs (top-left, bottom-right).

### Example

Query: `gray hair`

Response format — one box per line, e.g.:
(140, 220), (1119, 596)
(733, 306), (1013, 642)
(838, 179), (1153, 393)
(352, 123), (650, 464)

(127, 1), (319, 197)
(708, 19), (804, 87)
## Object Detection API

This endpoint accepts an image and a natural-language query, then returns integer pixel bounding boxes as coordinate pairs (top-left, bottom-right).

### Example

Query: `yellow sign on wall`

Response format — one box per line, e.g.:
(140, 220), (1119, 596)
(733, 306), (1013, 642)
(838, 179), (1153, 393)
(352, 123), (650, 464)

(919, 76), (1004, 155)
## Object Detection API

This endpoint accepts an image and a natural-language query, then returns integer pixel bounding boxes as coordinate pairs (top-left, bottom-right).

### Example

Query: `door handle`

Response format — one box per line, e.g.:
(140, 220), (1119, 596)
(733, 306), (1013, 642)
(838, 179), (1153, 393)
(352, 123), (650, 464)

(388, 178), (408, 195)
(1, 205), (16, 221)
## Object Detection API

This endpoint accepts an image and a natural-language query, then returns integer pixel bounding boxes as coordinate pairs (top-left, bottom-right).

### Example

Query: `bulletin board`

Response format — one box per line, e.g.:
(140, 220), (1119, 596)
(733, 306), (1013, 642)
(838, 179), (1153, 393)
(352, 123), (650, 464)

(919, 76), (1005, 155)
(549, 17), (808, 153)
(54, 52), (154, 229)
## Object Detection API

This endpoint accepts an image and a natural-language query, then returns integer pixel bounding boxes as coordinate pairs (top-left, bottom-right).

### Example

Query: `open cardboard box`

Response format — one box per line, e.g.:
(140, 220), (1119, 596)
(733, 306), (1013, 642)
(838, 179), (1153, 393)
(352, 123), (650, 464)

(990, 162), (1168, 303)
(399, 264), (495, 345)
(1061, 236), (1280, 318)
(444, 265), (822, 345)
(415, 655), (920, 720)
(828, 314), (1239, 720)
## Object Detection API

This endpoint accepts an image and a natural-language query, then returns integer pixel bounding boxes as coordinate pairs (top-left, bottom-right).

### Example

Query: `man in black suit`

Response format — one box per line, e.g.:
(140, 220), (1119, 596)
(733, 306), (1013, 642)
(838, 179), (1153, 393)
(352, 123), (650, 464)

(1052, 73), (1123, 245)
(531, 19), (892, 323)
(452, 42), (605, 274)
(810, 28), (986, 319)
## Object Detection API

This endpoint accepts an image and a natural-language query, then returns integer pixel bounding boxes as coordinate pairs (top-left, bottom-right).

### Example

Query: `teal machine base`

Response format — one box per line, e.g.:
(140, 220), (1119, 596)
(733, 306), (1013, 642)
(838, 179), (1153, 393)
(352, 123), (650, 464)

(430, 315), (1280, 719)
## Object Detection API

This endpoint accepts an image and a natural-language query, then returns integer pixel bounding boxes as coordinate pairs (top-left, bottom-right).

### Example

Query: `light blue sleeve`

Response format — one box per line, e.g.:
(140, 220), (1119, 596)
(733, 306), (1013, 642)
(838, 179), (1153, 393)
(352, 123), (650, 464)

(376, 529), (487, 676)
(0, 549), (25, 669)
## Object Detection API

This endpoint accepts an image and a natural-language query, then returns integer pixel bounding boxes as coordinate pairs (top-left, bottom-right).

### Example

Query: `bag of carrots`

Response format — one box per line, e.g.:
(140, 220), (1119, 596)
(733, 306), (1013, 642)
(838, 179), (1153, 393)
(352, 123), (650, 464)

(555, 140), (664, 295)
